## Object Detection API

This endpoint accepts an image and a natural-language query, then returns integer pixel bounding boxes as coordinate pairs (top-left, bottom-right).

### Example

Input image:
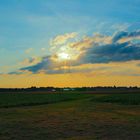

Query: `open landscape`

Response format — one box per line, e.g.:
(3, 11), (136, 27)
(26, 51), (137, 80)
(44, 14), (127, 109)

(0, 92), (140, 140)
(0, 0), (140, 139)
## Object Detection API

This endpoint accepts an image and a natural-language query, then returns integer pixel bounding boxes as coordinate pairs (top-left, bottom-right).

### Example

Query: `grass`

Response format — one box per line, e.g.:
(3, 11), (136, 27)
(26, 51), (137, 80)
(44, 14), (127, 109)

(0, 92), (91, 108)
(91, 93), (140, 105)
(0, 92), (139, 140)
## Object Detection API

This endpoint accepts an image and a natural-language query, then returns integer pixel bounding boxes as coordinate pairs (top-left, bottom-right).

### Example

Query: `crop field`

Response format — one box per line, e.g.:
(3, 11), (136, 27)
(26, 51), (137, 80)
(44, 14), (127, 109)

(0, 92), (91, 108)
(0, 92), (140, 140)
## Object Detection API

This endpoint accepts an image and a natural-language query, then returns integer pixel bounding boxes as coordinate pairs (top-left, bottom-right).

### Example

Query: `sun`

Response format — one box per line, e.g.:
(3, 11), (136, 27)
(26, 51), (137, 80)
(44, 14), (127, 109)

(58, 52), (70, 60)
(54, 45), (79, 61)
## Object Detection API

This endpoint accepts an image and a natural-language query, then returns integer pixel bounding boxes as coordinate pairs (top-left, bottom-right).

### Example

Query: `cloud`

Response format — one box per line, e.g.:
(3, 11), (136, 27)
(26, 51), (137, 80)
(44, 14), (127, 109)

(13, 30), (140, 74)
(20, 56), (51, 73)
(80, 42), (140, 64)
(70, 34), (112, 51)
(50, 32), (77, 47)
(112, 30), (140, 43)
(19, 57), (42, 66)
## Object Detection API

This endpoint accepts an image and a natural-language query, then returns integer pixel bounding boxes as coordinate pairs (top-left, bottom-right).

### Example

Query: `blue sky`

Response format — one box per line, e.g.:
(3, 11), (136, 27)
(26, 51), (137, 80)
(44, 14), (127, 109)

(0, 0), (140, 65)
(0, 0), (140, 87)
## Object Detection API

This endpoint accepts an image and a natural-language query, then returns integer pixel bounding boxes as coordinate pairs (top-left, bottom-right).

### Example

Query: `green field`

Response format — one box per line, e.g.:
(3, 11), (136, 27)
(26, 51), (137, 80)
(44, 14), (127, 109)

(0, 92), (140, 140)
(0, 92), (91, 108)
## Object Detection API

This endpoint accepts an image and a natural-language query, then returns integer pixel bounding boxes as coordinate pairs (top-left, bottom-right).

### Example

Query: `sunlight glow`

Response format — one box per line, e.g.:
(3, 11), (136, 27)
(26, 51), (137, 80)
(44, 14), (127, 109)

(54, 45), (80, 62)
(58, 52), (70, 60)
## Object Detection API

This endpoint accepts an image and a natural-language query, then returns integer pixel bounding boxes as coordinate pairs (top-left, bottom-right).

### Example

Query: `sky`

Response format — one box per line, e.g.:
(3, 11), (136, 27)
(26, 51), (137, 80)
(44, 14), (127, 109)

(0, 0), (140, 88)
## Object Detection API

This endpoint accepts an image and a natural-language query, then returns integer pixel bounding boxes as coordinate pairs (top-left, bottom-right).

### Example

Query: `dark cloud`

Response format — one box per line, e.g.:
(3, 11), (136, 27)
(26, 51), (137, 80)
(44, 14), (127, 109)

(112, 30), (140, 42)
(8, 71), (23, 75)
(20, 56), (51, 73)
(80, 42), (140, 64)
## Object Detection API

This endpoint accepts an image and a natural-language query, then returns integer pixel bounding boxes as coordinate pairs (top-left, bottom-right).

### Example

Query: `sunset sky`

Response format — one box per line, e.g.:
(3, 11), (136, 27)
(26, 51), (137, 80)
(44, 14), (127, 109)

(0, 0), (140, 88)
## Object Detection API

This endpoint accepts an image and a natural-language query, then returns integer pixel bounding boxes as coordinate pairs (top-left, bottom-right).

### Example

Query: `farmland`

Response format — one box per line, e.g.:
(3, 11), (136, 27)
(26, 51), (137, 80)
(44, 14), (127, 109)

(0, 92), (140, 140)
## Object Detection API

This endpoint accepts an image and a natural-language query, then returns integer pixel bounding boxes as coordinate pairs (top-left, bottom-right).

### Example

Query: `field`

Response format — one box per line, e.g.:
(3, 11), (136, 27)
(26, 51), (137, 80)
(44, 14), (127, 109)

(0, 92), (140, 140)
